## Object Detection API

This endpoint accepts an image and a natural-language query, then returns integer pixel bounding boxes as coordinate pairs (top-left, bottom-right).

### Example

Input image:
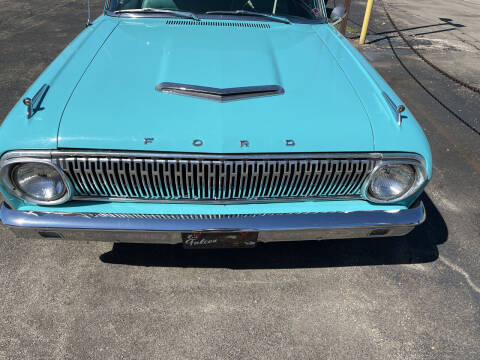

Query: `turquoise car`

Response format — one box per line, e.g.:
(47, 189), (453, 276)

(0, 0), (431, 248)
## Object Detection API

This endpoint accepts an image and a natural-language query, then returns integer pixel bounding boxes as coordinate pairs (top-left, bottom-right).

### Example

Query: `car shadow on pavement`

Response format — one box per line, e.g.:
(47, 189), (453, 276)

(99, 194), (447, 269)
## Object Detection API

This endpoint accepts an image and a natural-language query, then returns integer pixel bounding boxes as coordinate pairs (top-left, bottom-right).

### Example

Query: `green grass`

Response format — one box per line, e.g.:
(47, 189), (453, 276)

(347, 26), (359, 34)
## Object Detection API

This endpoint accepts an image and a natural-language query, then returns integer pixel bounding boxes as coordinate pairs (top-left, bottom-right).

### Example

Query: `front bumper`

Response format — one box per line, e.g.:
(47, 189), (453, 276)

(0, 202), (426, 244)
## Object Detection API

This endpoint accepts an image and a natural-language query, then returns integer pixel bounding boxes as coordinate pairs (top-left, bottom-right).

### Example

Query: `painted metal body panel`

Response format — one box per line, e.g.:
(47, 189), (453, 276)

(16, 199), (407, 215)
(0, 14), (432, 215)
(0, 16), (118, 154)
(0, 16), (119, 209)
(315, 26), (433, 176)
(58, 20), (374, 153)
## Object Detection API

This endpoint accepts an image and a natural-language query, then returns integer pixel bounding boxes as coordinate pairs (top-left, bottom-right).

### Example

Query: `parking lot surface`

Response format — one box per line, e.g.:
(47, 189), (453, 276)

(0, 1), (479, 359)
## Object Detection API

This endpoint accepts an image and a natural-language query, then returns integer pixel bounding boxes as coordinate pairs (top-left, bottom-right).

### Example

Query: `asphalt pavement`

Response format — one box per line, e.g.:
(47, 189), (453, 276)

(0, 1), (479, 359)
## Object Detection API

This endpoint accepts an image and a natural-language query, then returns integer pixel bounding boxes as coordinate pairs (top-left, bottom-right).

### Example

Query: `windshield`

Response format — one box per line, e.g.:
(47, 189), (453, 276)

(108, 0), (323, 21)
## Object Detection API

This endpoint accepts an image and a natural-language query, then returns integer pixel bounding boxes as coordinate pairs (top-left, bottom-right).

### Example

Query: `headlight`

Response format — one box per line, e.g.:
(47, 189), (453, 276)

(366, 161), (427, 203)
(12, 163), (66, 202)
(0, 158), (72, 205)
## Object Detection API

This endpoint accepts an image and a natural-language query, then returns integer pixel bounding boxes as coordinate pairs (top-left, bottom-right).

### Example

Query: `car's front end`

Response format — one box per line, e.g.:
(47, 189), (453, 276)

(0, 0), (431, 248)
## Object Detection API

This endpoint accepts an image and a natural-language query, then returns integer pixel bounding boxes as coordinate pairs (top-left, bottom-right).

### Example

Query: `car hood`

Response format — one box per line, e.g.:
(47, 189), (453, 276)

(58, 19), (374, 153)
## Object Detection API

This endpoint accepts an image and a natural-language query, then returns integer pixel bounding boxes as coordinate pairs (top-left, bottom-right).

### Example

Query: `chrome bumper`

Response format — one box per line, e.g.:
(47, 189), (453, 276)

(0, 202), (425, 244)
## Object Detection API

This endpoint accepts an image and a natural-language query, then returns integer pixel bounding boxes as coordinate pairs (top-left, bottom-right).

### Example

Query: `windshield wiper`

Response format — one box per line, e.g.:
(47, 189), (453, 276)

(206, 10), (292, 24)
(115, 8), (199, 21)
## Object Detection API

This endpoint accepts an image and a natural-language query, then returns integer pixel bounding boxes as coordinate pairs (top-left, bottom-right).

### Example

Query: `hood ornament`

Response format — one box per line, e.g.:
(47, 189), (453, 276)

(156, 83), (284, 102)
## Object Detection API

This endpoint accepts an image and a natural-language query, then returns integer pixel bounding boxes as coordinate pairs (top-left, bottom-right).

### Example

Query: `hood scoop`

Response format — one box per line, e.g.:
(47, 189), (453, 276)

(165, 20), (271, 28)
(155, 82), (284, 102)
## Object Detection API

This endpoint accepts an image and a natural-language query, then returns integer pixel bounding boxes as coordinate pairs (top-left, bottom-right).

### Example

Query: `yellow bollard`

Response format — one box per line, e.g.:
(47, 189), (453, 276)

(359, 0), (375, 45)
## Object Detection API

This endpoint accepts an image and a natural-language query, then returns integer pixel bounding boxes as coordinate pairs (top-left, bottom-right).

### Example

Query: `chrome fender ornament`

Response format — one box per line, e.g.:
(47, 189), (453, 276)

(22, 83), (49, 119)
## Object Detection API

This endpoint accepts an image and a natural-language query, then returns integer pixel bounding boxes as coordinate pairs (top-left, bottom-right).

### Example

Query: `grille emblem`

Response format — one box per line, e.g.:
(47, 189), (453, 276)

(193, 139), (203, 147)
(286, 139), (295, 146)
(240, 140), (249, 148)
(144, 138), (154, 145)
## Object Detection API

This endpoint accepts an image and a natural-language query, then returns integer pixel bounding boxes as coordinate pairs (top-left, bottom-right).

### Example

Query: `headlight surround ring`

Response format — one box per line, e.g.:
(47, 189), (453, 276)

(363, 157), (427, 204)
(0, 157), (72, 205)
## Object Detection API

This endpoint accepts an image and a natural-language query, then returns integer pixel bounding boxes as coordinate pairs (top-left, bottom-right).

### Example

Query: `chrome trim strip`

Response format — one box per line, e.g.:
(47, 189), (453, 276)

(104, 10), (328, 23)
(0, 202), (425, 237)
(155, 83), (284, 102)
(204, 11), (291, 25)
(70, 195), (361, 204)
(114, 9), (200, 21)
(0, 150), (53, 162)
(0, 151), (385, 163)
(319, 0), (328, 20)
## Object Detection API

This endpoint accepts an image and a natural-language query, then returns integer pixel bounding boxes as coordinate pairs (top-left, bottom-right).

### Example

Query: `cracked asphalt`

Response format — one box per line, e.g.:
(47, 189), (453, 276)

(0, 1), (479, 359)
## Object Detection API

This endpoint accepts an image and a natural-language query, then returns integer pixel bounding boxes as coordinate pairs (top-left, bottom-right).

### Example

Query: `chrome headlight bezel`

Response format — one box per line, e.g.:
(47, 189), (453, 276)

(0, 156), (72, 206)
(362, 156), (428, 204)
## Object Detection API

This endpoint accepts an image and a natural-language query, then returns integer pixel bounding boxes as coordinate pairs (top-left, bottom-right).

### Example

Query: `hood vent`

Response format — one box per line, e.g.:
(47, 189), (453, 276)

(156, 83), (284, 102)
(165, 20), (270, 28)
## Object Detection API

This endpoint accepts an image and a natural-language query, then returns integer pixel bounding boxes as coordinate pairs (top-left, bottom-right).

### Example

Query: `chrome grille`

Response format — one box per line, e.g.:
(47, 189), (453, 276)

(53, 153), (377, 203)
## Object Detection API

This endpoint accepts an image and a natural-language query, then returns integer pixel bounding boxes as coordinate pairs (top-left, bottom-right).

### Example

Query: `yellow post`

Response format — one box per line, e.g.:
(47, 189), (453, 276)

(359, 0), (375, 45)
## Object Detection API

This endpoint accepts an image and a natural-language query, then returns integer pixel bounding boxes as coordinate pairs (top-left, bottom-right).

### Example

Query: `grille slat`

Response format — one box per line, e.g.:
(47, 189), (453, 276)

(72, 159), (90, 195)
(55, 153), (377, 203)
(314, 161), (331, 197)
